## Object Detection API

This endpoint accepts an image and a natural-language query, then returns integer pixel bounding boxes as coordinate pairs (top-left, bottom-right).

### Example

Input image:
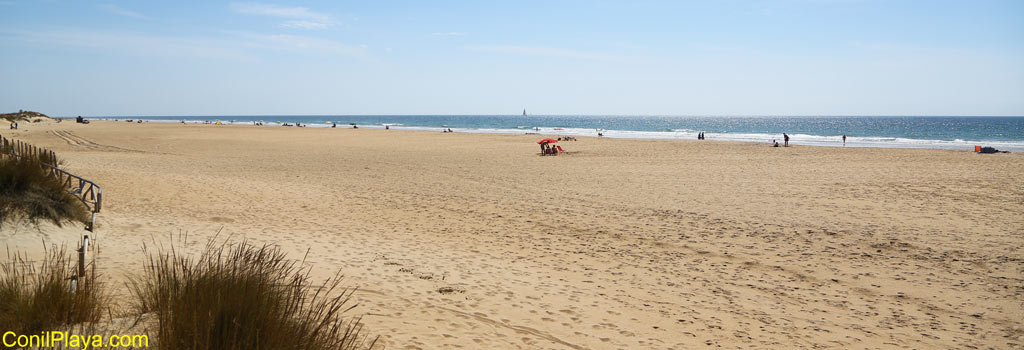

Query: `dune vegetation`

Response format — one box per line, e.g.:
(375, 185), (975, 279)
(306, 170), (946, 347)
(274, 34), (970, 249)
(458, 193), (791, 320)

(0, 155), (89, 228)
(129, 239), (377, 350)
(0, 246), (107, 337)
(1, 110), (53, 123)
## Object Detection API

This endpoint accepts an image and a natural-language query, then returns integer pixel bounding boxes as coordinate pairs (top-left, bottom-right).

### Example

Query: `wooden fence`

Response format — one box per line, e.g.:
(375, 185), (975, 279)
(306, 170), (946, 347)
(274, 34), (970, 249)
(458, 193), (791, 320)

(0, 134), (103, 231)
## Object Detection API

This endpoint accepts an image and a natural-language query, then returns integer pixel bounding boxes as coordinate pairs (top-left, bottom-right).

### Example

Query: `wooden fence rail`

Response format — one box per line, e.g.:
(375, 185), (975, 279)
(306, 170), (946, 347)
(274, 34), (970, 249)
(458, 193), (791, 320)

(0, 134), (102, 231)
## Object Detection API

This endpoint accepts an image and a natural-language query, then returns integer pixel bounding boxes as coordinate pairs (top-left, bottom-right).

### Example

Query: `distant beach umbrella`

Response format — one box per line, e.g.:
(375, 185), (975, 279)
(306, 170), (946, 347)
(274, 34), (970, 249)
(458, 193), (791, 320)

(537, 138), (558, 144)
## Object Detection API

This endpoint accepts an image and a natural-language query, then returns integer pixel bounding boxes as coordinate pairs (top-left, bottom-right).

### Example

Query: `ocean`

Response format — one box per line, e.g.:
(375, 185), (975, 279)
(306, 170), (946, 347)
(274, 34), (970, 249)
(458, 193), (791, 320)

(91, 115), (1024, 151)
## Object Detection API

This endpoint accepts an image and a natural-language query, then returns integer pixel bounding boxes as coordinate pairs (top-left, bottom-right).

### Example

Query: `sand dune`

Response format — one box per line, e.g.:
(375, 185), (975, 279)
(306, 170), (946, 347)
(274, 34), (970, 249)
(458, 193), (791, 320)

(2, 121), (1022, 349)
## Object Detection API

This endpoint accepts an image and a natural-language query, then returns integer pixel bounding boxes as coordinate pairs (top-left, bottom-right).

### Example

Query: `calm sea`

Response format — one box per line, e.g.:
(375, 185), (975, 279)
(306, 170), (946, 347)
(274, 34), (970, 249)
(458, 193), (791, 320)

(92, 115), (1024, 151)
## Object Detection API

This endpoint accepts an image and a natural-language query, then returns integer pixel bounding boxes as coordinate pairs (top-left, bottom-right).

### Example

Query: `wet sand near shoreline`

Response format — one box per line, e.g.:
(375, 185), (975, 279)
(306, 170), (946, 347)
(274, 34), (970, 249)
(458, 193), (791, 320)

(4, 121), (1023, 349)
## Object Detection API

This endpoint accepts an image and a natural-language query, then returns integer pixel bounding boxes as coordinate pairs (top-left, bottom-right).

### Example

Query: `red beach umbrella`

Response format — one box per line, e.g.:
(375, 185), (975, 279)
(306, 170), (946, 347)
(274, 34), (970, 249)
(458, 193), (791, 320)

(538, 138), (558, 144)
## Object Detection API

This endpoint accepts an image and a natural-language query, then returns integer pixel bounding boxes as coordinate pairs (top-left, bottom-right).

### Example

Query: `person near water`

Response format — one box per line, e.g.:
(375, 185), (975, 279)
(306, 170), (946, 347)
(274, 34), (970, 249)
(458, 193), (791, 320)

(783, 133), (790, 147)
(842, 135), (846, 146)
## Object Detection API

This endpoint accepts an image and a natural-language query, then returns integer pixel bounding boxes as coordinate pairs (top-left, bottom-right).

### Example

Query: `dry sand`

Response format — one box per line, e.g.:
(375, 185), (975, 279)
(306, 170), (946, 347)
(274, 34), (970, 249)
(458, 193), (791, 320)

(2, 121), (1022, 349)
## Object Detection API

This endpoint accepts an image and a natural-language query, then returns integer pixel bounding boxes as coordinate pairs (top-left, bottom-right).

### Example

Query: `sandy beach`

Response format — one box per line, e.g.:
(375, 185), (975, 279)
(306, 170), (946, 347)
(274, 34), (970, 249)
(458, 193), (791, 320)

(3, 120), (1022, 349)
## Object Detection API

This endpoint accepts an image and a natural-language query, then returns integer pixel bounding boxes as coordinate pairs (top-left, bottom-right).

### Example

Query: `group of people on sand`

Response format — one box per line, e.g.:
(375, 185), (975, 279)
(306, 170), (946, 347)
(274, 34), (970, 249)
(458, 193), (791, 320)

(540, 142), (560, 155)
(697, 132), (706, 140)
(772, 133), (791, 147)
(8, 122), (18, 130)
(770, 133), (846, 147)
(557, 136), (577, 141)
(770, 133), (790, 146)
(442, 128), (453, 133)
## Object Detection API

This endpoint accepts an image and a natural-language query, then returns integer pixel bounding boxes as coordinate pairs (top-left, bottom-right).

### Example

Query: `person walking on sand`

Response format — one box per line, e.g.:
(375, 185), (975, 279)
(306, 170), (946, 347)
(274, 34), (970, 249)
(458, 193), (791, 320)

(783, 133), (790, 147)
(842, 135), (847, 146)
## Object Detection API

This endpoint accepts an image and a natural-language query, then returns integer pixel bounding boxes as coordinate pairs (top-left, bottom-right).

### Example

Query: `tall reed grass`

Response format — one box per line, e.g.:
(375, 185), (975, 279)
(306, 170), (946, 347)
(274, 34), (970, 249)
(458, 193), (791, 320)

(0, 155), (88, 227)
(129, 239), (377, 350)
(0, 245), (106, 336)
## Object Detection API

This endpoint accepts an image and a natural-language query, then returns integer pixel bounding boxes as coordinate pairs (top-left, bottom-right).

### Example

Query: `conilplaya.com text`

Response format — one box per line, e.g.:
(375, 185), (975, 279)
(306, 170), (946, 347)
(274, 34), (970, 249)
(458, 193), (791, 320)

(4, 331), (148, 348)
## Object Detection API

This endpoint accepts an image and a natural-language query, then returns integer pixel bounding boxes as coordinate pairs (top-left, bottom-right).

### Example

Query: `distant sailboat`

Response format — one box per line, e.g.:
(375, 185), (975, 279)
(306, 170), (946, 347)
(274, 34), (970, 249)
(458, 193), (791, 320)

(523, 109), (527, 116)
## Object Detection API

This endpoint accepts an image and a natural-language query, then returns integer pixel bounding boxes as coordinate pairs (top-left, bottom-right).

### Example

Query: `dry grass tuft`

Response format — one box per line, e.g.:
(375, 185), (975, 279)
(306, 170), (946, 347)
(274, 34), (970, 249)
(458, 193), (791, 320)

(129, 239), (377, 350)
(0, 155), (89, 228)
(0, 245), (107, 336)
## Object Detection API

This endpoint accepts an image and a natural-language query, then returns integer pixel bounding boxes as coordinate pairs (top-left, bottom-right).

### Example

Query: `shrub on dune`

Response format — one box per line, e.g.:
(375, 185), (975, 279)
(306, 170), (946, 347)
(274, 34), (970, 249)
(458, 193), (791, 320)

(0, 246), (106, 336)
(0, 156), (89, 228)
(129, 240), (377, 350)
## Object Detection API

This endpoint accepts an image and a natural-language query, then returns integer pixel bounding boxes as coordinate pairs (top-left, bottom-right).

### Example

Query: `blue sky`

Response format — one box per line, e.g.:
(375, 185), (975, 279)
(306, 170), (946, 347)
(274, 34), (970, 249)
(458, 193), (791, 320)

(1, 0), (1022, 116)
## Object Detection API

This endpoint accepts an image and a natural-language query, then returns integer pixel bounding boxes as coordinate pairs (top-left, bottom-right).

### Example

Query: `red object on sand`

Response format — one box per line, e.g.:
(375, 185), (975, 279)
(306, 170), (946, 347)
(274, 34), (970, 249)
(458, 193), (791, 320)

(538, 138), (558, 144)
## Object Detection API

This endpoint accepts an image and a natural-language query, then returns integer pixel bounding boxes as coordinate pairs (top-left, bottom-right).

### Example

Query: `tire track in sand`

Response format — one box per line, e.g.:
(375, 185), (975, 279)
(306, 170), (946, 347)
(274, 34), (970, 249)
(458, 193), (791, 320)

(51, 130), (156, 154)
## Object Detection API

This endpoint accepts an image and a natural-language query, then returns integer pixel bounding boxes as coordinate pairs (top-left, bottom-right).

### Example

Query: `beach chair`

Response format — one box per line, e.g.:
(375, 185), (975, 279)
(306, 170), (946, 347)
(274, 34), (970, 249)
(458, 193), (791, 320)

(556, 146), (566, 153)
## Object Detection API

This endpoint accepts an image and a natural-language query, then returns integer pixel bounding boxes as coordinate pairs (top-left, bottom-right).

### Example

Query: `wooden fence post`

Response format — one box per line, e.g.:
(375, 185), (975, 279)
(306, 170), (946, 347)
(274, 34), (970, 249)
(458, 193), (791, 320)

(78, 245), (86, 278)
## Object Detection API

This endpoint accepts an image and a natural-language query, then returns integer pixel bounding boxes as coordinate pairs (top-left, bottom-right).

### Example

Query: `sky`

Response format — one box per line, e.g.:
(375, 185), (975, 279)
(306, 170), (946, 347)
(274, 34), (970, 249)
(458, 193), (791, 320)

(1, 0), (1022, 117)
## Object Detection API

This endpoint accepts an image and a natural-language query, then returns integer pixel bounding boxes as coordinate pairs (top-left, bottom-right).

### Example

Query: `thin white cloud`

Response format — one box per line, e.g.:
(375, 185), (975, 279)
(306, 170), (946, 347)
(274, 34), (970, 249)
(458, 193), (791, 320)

(281, 20), (329, 30)
(467, 45), (626, 62)
(2, 29), (257, 61)
(2, 27), (370, 60)
(231, 31), (368, 58)
(98, 4), (148, 19)
(849, 41), (937, 52)
(432, 32), (467, 37)
(230, 2), (336, 29)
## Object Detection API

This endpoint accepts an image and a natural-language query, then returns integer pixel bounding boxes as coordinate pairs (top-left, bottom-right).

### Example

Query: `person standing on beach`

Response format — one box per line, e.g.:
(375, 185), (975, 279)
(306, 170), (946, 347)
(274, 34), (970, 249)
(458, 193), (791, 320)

(842, 135), (846, 146)
(783, 133), (790, 147)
